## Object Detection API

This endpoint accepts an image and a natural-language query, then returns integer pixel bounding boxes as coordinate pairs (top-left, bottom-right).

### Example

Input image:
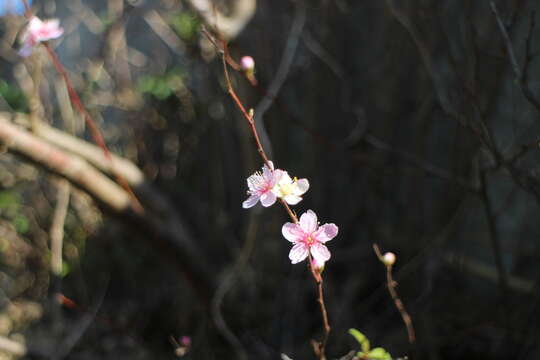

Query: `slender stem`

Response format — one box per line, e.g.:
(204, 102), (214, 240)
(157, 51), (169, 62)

(211, 28), (330, 359)
(373, 244), (416, 345)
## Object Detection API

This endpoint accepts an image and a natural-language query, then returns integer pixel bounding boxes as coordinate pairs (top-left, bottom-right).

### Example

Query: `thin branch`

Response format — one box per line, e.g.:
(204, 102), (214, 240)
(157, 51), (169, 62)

(373, 244), (416, 345)
(491, 3), (540, 113)
(206, 13), (331, 357)
(490, 2), (522, 79)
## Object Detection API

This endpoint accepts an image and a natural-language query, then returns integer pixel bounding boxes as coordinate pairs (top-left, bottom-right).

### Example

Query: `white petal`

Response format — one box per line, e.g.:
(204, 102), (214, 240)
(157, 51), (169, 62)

(278, 171), (292, 185)
(282, 222), (305, 242)
(260, 191), (277, 207)
(284, 194), (302, 205)
(310, 243), (331, 264)
(299, 210), (318, 233)
(295, 178), (309, 195)
(242, 194), (259, 209)
(289, 243), (309, 264)
(313, 223), (338, 243)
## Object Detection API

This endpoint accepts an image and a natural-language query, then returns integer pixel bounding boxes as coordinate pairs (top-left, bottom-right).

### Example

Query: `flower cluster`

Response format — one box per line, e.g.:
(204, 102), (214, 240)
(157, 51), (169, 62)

(243, 161), (338, 267)
(19, 16), (64, 57)
(242, 161), (309, 209)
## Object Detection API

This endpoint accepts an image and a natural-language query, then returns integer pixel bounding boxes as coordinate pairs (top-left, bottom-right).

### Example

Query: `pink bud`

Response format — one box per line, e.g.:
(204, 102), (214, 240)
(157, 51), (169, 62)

(240, 56), (255, 71)
(311, 257), (326, 273)
(180, 336), (191, 347)
(382, 252), (396, 266)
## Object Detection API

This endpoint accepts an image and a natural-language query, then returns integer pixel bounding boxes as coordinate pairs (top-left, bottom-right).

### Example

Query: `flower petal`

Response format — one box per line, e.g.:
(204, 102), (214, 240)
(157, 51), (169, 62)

(283, 194), (302, 205)
(289, 243), (309, 264)
(313, 223), (339, 243)
(260, 191), (277, 207)
(242, 194), (260, 209)
(278, 171), (292, 185)
(270, 169), (284, 187)
(299, 210), (318, 233)
(282, 222), (305, 243)
(295, 178), (309, 195)
(310, 243), (331, 264)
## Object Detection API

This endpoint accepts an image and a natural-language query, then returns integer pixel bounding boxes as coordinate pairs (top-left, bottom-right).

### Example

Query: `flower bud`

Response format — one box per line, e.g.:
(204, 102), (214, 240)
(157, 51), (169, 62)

(382, 252), (396, 266)
(240, 56), (255, 72)
(311, 257), (326, 273)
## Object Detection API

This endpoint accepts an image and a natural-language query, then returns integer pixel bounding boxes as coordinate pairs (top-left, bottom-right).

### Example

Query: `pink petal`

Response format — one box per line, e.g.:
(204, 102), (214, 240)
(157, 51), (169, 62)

(299, 210), (318, 233)
(270, 169), (284, 187)
(283, 194), (302, 205)
(310, 243), (331, 264)
(289, 243), (309, 264)
(260, 191), (277, 207)
(295, 178), (309, 194)
(242, 194), (260, 209)
(282, 222), (305, 243)
(313, 223), (338, 243)
(262, 163), (274, 180)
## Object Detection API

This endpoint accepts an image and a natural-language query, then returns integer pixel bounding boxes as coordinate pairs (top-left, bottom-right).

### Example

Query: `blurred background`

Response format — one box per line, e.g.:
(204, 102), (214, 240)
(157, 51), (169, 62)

(1, 0), (540, 359)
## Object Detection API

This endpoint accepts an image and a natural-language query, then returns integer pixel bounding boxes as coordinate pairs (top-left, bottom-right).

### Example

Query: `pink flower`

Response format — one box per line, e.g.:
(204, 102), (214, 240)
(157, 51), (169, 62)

(19, 16), (64, 57)
(282, 210), (338, 264)
(242, 161), (283, 208)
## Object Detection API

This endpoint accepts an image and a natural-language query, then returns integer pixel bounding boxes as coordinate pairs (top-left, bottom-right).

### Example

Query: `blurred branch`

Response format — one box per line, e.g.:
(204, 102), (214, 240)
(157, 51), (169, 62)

(10, 113), (144, 184)
(490, 3), (540, 114)
(187, 0), (256, 40)
(50, 179), (70, 280)
(0, 115), (131, 211)
(0, 113), (214, 301)
(0, 336), (27, 357)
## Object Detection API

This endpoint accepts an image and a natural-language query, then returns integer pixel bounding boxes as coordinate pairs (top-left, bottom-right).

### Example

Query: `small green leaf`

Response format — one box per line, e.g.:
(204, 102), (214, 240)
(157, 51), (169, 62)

(367, 347), (391, 360)
(13, 215), (29, 234)
(348, 328), (370, 353)
(61, 262), (71, 278)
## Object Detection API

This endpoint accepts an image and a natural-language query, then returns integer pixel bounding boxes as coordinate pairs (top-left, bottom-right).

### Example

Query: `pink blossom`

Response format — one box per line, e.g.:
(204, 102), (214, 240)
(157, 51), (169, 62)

(282, 210), (338, 264)
(243, 161), (283, 208)
(19, 16), (64, 57)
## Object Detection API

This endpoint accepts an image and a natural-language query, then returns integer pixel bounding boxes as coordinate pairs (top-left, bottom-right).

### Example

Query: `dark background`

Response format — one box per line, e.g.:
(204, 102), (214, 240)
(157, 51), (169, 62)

(1, 0), (540, 359)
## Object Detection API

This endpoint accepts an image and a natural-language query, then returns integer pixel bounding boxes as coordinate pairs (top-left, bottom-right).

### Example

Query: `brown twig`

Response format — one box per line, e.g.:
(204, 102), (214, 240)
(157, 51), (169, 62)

(207, 24), (331, 359)
(373, 244), (416, 345)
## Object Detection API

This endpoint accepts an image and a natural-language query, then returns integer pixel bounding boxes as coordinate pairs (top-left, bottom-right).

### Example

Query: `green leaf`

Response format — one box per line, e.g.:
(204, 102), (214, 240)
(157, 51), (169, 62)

(348, 328), (370, 353)
(367, 347), (391, 360)
(61, 262), (71, 278)
(13, 215), (29, 234)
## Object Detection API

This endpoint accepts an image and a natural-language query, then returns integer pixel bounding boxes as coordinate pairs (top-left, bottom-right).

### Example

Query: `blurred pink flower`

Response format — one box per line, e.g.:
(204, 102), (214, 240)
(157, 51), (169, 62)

(243, 161), (283, 208)
(19, 16), (63, 57)
(179, 336), (191, 347)
(282, 210), (338, 264)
